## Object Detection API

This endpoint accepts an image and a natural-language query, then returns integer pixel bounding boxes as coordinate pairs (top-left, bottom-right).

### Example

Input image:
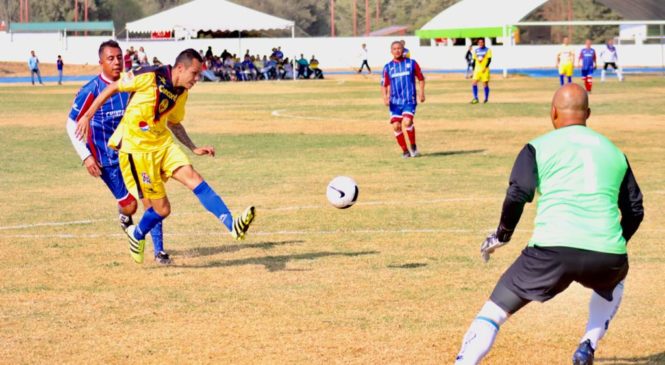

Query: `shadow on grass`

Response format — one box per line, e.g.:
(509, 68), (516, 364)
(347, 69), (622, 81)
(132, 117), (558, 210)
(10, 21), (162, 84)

(171, 240), (303, 258)
(176, 250), (379, 272)
(387, 263), (427, 269)
(422, 149), (486, 158)
(596, 352), (665, 365)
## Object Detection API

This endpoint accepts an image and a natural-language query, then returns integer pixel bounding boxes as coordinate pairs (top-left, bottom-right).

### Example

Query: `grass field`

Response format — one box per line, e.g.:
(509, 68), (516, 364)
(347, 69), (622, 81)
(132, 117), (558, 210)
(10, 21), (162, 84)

(1, 75), (664, 364)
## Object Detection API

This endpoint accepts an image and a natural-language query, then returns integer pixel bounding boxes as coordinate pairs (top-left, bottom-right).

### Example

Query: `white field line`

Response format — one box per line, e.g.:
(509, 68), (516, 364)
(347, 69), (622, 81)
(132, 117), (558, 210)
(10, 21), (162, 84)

(271, 109), (329, 121)
(0, 197), (497, 231)
(0, 228), (485, 239)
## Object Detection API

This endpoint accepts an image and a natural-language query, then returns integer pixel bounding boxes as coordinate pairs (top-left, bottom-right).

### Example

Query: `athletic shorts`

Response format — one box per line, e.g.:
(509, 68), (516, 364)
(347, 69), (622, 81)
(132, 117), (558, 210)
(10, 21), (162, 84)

(119, 143), (191, 200)
(581, 68), (595, 77)
(490, 246), (628, 314)
(604, 62), (618, 70)
(558, 63), (573, 77)
(100, 164), (135, 207)
(472, 68), (490, 82)
(389, 103), (416, 123)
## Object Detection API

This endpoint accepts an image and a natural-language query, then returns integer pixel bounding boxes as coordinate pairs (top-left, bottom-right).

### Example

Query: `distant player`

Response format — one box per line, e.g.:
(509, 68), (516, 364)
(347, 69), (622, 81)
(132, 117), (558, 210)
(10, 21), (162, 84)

(557, 36), (575, 85)
(358, 43), (371, 74)
(400, 40), (411, 59)
(75, 49), (256, 264)
(65, 40), (170, 264)
(454, 84), (644, 365)
(578, 39), (597, 93)
(381, 41), (425, 158)
(470, 38), (492, 104)
(600, 39), (623, 82)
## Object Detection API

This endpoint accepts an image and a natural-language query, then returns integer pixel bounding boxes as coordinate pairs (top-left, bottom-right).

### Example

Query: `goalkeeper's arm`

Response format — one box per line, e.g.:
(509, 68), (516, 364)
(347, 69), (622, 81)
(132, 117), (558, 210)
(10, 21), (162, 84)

(496, 144), (538, 242)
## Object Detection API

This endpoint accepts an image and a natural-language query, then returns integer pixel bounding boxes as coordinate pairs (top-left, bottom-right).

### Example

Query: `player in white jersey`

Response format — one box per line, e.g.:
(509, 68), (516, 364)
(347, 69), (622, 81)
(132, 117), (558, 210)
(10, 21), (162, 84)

(600, 39), (623, 82)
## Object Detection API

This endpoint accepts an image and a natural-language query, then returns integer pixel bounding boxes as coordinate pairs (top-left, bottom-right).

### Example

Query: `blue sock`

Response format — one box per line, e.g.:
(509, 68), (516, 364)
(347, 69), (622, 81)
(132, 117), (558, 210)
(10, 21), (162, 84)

(472, 85), (478, 99)
(150, 221), (164, 254)
(559, 75), (564, 85)
(567, 76), (572, 83)
(134, 207), (164, 240)
(193, 181), (233, 231)
(484, 86), (490, 101)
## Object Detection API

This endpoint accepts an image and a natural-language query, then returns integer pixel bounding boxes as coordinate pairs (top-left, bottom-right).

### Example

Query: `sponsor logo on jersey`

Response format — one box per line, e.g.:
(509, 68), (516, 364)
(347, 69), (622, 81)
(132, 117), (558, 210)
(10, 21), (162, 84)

(158, 85), (178, 102)
(105, 110), (124, 119)
(141, 172), (152, 185)
(139, 121), (150, 132)
(391, 71), (411, 78)
(159, 99), (169, 113)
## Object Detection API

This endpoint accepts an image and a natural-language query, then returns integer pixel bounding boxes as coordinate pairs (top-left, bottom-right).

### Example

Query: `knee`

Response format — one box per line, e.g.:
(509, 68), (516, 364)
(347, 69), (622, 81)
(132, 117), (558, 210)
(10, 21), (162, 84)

(403, 119), (413, 128)
(477, 301), (509, 327)
(119, 197), (137, 216)
(152, 202), (171, 218)
(392, 122), (402, 132)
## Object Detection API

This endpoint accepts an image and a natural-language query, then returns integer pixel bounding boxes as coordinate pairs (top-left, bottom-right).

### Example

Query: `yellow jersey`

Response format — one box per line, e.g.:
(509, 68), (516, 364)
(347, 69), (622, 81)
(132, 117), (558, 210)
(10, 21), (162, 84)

(558, 45), (575, 65)
(109, 65), (188, 153)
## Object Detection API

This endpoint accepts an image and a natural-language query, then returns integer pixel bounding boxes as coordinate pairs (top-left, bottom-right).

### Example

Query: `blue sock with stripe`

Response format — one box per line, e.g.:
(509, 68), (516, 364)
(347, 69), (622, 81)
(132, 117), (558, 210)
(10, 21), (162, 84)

(472, 85), (478, 99)
(484, 86), (490, 101)
(559, 74), (564, 85)
(150, 222), (164, 254)
(134, 207), (164, 240)
(567, 76), (572, 83)
(193, 181), (233, 232)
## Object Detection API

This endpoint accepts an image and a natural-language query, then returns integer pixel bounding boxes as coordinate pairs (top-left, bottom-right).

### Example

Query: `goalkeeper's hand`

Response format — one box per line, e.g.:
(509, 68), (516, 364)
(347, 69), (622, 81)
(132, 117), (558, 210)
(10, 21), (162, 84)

(480, 232), (508, 263)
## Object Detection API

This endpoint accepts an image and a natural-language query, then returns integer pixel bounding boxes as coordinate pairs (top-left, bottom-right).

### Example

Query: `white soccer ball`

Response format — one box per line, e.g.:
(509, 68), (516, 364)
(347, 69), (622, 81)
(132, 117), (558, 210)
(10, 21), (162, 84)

(326, 176), (359, 209)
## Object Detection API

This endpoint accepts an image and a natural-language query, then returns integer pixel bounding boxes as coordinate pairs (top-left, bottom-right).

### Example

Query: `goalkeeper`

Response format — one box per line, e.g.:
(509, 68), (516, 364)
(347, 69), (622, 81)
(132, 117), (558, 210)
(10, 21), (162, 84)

(454, 84), (644, 365)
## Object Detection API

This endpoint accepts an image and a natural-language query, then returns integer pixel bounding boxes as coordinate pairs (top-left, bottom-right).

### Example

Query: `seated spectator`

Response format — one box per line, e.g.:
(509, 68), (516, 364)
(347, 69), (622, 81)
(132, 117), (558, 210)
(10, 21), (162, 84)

(124, 49), (133, 71)
(253, 56), (264, 79)
(261, 56), (277, 80)
(310, 55), (324, 79)
(297, 54), (310, 79)
(221, 49), (231, 61)
(241, 55), (256, 81)
(282, 58), (294, 80)
(152, 57), (162, 66)
(200, 59), (218, 81)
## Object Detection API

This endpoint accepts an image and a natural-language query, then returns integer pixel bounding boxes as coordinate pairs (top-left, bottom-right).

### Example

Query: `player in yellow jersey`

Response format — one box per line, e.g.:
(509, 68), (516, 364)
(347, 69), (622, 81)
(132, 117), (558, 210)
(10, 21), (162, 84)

(75, 49), (255, 264)
(557, 36), (575, 86)
(470, 38), (492, 104)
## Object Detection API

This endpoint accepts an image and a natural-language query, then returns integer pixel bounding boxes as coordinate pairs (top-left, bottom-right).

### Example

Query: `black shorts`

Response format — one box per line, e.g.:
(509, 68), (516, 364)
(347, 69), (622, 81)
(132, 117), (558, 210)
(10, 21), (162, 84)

(490, 246), (628, 314)
(604, 62), (618, 70)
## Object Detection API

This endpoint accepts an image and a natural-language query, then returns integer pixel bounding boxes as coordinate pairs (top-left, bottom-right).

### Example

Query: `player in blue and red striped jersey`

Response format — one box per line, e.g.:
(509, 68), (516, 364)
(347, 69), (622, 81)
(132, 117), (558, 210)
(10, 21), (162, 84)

(578, 39), (597, 93)
(65, 40), (169, 264)
(381, 41), (426, 158)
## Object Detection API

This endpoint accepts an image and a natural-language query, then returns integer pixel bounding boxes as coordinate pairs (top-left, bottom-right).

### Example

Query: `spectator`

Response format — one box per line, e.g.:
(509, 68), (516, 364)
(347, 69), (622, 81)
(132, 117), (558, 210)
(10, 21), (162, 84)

(221, 49), (231, 60)
(28, 50), (43, 85)
(297, 54), (310, 79)
(310, 55), (324, 79)
(124, 49), (133, 71)
(261, 56), (277, 80)
(253, 56), (264, 79)
(358, 43), (371, 74)
(275, 46), (284, 61)
(241, 55), (256, 81)
(152, 57), (163, 66)
(56, 55), (64, 85)
(282, 58), (294, 79)
(137, 46), (148, 66)
(205, 46), (213, 60)
(465, 45), (474, 79)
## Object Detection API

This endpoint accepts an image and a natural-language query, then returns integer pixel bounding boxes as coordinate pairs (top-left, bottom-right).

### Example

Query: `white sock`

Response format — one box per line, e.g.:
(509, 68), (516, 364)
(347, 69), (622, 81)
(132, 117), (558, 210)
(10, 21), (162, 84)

(580, 281), (624, 350)
(617, 69), (623, 81)
(455, 301), (509, 365)
(601, 70), (606, 81)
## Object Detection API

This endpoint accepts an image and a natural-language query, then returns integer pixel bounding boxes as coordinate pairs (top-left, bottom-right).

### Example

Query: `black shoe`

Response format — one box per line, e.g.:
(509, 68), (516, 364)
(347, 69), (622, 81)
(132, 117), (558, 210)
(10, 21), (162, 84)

(572, 339), (595, 365)
(154, 251), (173, 265)
(119, 214), (133, 230)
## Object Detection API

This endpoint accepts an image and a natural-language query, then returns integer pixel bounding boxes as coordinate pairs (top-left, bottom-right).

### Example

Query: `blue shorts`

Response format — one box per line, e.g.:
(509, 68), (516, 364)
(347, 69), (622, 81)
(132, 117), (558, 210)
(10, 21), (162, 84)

(389, 103), (416, 123)
(100, 164), (134, 207)
(581, 68), (595, 77)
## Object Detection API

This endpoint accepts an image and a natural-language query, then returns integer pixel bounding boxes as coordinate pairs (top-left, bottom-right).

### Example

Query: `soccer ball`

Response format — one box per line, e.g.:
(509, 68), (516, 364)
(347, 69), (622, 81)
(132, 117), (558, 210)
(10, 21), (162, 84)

(326, 176), (359, 209)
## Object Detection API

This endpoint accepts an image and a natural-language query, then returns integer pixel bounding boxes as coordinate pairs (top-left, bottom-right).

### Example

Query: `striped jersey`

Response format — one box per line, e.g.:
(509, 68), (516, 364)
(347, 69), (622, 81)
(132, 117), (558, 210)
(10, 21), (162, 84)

(68, 74), (129, 167)
(579, 47), (596, 70)
(473, 46), (492, 71)
(381, 58), (424, 105)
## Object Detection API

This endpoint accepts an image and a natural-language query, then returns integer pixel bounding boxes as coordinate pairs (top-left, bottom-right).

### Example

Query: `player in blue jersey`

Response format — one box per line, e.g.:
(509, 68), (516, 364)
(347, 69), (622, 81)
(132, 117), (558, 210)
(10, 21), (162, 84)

(578, 39), (597, 93)
(381, 40), (425, 158)
(65, 40), (170, 265)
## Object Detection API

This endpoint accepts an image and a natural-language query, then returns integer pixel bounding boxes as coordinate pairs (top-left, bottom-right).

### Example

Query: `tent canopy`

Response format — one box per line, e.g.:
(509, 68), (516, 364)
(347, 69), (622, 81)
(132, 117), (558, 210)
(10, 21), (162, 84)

(125, 0), (294, 34)
(10, 21), (115, 33)
(417, 0), (548, 38)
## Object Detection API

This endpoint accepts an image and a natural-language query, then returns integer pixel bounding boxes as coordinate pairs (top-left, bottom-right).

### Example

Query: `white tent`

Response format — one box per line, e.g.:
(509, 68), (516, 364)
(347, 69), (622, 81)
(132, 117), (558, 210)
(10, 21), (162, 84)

(125, 0), (295, 37)
(417, 0), (548, 39)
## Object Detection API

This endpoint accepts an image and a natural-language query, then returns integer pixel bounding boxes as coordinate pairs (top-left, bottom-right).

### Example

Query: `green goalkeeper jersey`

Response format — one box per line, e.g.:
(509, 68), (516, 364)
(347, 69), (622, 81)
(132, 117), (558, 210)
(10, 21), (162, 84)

(528, 125), (628, 254)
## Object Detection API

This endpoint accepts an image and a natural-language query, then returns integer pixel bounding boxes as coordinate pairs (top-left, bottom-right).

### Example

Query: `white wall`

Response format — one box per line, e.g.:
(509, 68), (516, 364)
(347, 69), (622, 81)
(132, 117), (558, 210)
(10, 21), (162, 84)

(1, 32), (663, 70)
